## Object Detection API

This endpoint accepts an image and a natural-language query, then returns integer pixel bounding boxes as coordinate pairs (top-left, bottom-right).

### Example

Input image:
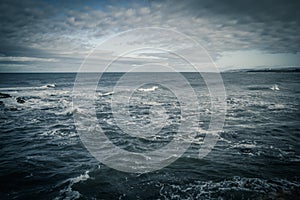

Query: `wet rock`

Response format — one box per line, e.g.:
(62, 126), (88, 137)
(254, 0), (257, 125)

(0, 92), (11, 98)
(240, 148), (253, 154)
(16, 97), (25, 104)
(0, 101), (4, 107)
(7, 107), (18, 111)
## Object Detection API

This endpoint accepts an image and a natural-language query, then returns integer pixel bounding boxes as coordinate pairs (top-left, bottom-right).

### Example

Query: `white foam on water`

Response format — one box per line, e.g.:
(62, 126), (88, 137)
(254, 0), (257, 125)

(141, 101), (161, 106)
(40, 128), (77, 139)
(159, 176), (300, 200)
(103, 118), (114, 125)
(40, 83), (56, 89)
(270, 84), (280, 91)
(138, 86), (158, 92)
(98, 91), (114, 97)
(1, 92), (76, 115)
(268, 103), (286, 110)
(0, 86), (72, 112)
(55, 170), (90, 200)
(71, 171), (90, 183)
(232, 143), (257, 149)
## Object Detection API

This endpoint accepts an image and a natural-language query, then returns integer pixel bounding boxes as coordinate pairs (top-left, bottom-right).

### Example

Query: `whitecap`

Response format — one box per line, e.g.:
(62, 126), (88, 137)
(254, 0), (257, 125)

(138, 86), (158, 92)
(55, 171), (90, 200)
(40, 83), (56, 89)
(71, 170), (90, 184)
(270, 84), (280, 91)
(98, 91), (114, 97)
(232, 143), (257, 149)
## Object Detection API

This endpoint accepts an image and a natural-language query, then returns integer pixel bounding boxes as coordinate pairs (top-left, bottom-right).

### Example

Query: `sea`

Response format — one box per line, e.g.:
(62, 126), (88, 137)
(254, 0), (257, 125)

(0, 72), (299, 199)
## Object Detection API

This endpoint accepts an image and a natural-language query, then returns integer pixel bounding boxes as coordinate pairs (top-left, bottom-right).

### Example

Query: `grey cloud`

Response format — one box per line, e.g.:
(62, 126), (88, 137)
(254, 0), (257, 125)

(0, 56), (58, 62)
(0, 0), (299, 72)
(156, 0), (300, 53)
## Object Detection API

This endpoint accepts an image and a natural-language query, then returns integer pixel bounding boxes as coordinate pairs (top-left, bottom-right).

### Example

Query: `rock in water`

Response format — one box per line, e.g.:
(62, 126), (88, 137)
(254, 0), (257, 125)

(0, 92), (12, 98)
(16, 97), (25, 104)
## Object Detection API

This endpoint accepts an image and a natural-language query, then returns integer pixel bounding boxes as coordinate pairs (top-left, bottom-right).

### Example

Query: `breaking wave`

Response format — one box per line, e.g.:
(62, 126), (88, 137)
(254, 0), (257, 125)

(55, 171), (90, 200)
(138, 86), (159, 92)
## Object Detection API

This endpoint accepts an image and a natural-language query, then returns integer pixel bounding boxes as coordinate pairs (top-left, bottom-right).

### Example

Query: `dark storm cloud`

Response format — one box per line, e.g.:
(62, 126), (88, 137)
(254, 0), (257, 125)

(0, 0), (59, 55)
(157, 0), (300, 53)
(156, 0), (300, 24)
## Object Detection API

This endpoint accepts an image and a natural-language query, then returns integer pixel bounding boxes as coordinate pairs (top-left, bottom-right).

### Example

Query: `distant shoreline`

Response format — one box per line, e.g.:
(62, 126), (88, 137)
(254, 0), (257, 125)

(224, 67), (300, 73)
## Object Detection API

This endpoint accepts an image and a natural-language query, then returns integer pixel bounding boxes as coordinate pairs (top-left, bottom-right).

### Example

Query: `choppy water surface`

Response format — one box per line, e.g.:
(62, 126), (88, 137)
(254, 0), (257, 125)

(0, 72), (299, 199)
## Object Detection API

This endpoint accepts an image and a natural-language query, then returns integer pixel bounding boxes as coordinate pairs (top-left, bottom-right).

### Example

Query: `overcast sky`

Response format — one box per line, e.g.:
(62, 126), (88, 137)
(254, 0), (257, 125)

(0, 0), (299, 72)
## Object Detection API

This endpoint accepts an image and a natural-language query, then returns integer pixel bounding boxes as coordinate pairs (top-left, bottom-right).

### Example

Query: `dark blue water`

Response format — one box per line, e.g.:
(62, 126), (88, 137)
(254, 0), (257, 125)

(0, 72), (299, 199)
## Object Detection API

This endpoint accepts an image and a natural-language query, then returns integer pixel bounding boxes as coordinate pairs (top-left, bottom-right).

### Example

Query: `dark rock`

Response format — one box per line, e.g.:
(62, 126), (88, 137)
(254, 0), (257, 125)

(0, 101), (4, 107)
(240, 148), (253, 154)
(0, 92), (11, 98)
(7, 107), (18, 111)
(16, 97), (25, 104)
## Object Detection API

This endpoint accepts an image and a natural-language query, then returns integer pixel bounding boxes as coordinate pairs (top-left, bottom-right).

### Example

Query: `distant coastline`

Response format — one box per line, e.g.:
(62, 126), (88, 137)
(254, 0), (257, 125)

(225, 67), (300, 73)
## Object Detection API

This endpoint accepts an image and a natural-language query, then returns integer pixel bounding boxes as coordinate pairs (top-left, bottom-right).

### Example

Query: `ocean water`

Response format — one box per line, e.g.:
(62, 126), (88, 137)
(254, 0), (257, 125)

(0, 72), (299, 199)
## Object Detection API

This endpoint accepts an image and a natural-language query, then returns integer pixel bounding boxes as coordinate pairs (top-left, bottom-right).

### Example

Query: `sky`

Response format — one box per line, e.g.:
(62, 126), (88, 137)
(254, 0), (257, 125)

(0, 0), (300, 72)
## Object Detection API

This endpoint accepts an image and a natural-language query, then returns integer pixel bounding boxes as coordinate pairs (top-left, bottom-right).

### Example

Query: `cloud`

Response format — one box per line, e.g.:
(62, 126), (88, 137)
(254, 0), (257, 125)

(0, 0), (299, 72)
(0, 56), (58, 62)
